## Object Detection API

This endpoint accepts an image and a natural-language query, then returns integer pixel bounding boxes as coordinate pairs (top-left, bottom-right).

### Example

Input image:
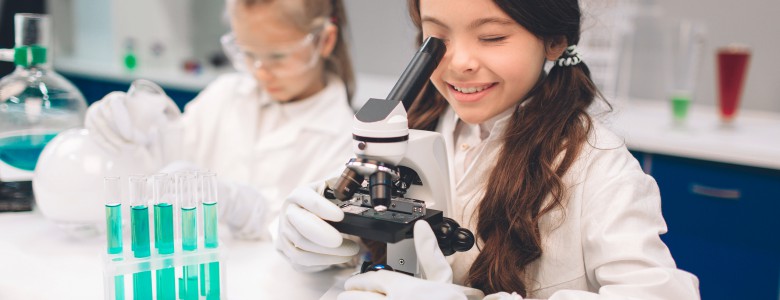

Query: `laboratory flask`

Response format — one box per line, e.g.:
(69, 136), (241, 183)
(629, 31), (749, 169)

(0, 14), (87, 209)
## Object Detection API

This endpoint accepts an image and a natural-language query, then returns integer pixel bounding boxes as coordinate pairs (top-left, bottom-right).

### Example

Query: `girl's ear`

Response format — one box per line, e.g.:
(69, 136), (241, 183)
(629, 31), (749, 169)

(319, 23), (338, 58)
(544, 36), (568, 61)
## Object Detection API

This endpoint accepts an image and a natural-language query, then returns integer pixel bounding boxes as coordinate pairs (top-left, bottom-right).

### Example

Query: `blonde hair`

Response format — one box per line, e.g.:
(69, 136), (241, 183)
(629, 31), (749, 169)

(226, 0), (356, 101)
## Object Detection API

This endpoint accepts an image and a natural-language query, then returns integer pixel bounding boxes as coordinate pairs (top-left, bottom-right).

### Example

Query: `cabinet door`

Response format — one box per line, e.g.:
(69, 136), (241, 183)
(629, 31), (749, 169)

(651, 154), (780, 300)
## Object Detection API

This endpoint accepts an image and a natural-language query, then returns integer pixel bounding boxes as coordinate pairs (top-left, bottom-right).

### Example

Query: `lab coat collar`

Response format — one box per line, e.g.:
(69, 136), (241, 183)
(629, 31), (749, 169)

(251, 74), (351, 152)
(236, 73), (350, 135)
(441, 104), (516, 188)
(448, 104), (516, 143)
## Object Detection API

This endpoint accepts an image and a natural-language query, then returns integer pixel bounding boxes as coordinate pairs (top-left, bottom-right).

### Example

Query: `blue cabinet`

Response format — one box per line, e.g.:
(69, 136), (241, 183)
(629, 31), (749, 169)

(632, 150), (780, 300)
(60, 72), (201, 110)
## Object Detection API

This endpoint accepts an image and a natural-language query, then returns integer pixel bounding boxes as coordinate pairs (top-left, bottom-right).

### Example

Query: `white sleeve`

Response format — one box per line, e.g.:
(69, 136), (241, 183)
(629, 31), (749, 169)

(216, 180), (269, 240)
(548, 147), (700, 300)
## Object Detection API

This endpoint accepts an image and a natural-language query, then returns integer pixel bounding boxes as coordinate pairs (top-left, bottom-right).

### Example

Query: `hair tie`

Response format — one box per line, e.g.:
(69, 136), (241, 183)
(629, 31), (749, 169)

(556, 45), (583, 67)
(330, 0), (339, 25)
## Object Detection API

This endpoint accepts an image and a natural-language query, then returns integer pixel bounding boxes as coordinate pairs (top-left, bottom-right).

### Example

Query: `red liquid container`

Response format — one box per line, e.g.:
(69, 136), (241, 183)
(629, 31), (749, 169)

(716, 46), (751, 123)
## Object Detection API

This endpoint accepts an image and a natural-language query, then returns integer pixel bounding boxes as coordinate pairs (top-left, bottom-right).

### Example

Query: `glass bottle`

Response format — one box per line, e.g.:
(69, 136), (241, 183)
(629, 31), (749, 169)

(0, 14), (87, 209)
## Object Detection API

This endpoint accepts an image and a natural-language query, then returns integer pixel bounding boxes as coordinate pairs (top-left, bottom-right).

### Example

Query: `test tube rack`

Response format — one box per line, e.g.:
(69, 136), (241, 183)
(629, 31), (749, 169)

(103, 240), (226, 300)
(102, 173), (226, 300)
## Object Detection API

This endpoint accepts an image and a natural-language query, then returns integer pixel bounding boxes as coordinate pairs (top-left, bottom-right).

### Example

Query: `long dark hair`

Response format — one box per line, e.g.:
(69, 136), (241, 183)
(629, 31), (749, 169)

(404, 0), (603, 296)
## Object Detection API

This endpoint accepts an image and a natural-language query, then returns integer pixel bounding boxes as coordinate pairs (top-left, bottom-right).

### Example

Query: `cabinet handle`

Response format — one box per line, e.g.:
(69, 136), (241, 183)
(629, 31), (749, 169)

(689, 184), (741, 200)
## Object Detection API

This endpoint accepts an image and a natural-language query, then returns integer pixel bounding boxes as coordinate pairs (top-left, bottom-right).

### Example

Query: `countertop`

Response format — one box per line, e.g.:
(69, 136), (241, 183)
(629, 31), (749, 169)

(607, 100), (780, 170)
(0, 210), (353, 299)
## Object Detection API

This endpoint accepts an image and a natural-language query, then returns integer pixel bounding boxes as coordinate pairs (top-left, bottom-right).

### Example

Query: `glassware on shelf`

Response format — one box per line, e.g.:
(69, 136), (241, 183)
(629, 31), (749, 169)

(667, 20), (706, 126)
(716, 44), (751, 125)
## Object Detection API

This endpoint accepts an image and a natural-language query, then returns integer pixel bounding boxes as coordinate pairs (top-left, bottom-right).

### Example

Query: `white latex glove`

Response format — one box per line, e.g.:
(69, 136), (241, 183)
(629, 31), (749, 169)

(85, 79), (182, 165)
(159, 161), (267, 239)
(275, 182), (360, 272)
(338, 221), (485, 300)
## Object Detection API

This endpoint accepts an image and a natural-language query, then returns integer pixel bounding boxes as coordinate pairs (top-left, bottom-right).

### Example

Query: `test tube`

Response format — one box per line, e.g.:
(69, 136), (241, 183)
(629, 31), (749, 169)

(129, 175), (152, 300)
(104, 177), (125, 300)
(201, 172), (219, 248)
(200, 172), (220, 299)
(152, 173), (175, 254)
(152, 174), (175, 300)
(178, 173), (198, 251)
(177, 173), (199, 300)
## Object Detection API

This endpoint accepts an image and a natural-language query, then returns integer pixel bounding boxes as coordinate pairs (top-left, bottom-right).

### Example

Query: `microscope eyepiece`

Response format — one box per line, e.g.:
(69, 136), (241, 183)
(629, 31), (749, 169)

(386, 36), (446, 109)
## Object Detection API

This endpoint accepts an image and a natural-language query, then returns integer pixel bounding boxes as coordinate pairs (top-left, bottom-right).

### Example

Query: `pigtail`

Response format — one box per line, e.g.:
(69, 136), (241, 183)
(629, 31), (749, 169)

(466, 45), (601, 296)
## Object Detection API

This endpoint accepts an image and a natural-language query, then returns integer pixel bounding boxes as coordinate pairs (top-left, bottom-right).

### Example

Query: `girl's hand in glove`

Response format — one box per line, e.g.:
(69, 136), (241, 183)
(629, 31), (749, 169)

(275, 183), (360, 272)
(338, 221), (485, 300)
(85, 79), (181, 161)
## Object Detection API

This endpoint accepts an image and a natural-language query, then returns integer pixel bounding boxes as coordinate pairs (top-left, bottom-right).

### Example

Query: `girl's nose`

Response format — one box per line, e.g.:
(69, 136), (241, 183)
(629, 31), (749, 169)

(254, 67), (275, 83)
(447, 42), (479, 74)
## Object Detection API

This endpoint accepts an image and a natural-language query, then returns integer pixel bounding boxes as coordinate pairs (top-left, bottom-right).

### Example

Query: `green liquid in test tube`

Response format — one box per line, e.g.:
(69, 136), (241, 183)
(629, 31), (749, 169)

(182, 207), (198, 250)
(131, 206), (151, 257)
(200, 172), (220, 299)
(671, 92), (691, 124)
(129, 175), (152, 300)
(106, 204), (123, 254)
(178, 173), (199, 300)
(152, 174), (176, 300)
(104, 177), (125, 300)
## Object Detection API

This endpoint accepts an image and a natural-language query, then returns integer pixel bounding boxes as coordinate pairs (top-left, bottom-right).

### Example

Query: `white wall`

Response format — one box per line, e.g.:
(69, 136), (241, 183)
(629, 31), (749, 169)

(343, 0), (417, 79)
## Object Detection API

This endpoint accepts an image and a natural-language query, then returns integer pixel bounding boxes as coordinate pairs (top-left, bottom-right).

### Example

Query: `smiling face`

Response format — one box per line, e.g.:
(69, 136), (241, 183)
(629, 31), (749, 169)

(420, 0), (548, 124)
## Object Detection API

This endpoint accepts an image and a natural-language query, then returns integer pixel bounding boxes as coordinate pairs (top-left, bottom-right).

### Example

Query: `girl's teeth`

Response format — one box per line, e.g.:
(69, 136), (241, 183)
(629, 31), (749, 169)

(454, 85), (487, 94)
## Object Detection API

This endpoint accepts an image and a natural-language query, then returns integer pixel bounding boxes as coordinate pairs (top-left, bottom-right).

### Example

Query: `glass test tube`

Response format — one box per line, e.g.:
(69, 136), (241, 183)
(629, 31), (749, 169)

(177, 173), (199, 300)
(152, 174), (175, 254)
(201, 172), (219, 248)
(152, 174), (176, 300)
(129, 175), (152, 300)
(104, 177), (125, 300)
(200, 172), (220, 299)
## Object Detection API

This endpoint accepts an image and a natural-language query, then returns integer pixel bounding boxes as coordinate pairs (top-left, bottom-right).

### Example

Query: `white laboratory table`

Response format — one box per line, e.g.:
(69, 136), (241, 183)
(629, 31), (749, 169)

(607, 99), (780, 170)
(0, 210), (353, 299)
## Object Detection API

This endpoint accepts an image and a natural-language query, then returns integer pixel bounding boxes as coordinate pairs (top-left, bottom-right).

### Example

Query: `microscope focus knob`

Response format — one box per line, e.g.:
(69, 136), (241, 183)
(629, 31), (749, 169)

(435, 218), (475, 256)
(453, 228), (475, 253)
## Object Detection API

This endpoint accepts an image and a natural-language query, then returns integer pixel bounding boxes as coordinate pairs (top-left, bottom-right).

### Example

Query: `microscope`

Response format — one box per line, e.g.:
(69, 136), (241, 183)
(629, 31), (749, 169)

(325, 37), (474, 277)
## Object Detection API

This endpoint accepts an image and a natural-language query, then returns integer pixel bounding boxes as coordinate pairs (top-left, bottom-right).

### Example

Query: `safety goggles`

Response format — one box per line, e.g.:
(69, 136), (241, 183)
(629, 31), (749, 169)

(220, 27), (324, 78)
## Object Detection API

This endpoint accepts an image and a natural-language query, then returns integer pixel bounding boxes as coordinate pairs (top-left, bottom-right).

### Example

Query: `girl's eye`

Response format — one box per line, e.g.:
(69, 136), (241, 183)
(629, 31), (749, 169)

(480, 36), (507, 43)
(267, 52), (288, 61)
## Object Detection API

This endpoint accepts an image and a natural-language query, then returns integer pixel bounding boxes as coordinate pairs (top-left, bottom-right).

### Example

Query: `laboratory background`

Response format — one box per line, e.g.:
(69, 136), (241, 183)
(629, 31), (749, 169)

(0, 0), (778, 299)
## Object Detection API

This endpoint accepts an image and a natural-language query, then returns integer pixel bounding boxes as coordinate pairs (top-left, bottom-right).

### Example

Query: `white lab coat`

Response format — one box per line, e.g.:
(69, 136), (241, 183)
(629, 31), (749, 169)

(178, 73), (355, 237)
(438, 107), (700, 299)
